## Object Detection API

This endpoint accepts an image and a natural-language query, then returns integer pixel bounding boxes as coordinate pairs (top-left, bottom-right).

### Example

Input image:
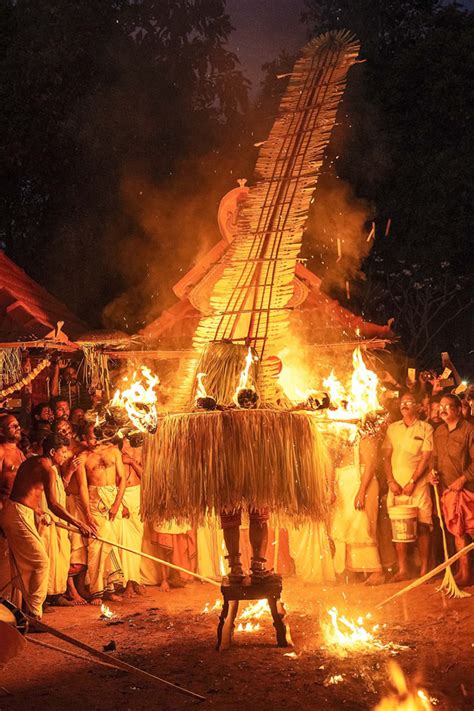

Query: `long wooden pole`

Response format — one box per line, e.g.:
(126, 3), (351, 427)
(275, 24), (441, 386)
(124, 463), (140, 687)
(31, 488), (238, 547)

(25, 615), (206, 702)
(376, 541), (474, 609)
(55, 521), (221, 588)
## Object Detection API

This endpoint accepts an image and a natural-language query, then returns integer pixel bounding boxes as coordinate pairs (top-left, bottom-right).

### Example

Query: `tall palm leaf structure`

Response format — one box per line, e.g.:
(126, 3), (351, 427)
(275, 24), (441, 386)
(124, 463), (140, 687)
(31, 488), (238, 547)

(142, 31), (361, 528)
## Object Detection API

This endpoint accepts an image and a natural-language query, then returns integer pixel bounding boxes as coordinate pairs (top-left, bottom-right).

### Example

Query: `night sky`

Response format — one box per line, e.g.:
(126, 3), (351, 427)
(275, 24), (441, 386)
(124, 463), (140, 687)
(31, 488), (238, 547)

(226, 0), (308, 92)
(226, 0), (474, 91)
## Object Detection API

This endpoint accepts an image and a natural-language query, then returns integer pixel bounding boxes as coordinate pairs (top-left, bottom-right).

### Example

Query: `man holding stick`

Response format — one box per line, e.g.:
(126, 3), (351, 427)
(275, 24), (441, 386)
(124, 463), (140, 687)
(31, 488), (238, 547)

(75, 424), (127, 604)
(1, 433), (95, 619)
(431, 394), (474, 586)
(0, 415), (25, 597)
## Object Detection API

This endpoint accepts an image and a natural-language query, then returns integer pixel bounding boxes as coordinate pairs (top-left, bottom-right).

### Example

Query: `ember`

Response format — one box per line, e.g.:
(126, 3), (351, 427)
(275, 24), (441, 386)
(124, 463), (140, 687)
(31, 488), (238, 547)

(100, 604), (116, 620)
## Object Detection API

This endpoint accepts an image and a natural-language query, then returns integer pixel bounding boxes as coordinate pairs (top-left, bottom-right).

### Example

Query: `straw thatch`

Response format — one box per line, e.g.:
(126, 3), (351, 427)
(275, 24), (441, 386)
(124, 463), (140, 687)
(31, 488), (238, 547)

(191, 31), (360, 401)
(141, 409), (331, 526)
(187, 341), (260, 407)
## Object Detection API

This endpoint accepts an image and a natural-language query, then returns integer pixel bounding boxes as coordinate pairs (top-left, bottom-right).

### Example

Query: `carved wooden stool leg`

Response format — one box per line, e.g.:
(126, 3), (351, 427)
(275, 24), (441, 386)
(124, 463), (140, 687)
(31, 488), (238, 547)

(217, 599), (239, 651)
(268, 596), (290, 647)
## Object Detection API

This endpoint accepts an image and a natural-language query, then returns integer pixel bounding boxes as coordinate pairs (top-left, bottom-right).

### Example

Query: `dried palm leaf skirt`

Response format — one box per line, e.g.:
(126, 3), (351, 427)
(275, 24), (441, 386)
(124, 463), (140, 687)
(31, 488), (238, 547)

(141, 409), (331, 526)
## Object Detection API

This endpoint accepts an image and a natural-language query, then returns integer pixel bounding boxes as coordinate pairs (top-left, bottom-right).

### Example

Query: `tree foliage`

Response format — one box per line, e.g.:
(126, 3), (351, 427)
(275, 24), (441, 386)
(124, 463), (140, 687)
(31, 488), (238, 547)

(297, 0), (474, 367)
(1, 0), (249, 323)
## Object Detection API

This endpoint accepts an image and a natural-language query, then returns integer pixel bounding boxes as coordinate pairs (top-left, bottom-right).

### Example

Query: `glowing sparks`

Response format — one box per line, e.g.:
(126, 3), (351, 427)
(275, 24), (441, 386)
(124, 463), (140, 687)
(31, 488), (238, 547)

(375, 662), (434, 710)
(110, 366), (159, 433)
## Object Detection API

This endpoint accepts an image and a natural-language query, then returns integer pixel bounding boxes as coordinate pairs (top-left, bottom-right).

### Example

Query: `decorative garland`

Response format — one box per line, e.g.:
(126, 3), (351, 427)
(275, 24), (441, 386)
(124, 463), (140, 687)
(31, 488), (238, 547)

(0, 358), (50, 398)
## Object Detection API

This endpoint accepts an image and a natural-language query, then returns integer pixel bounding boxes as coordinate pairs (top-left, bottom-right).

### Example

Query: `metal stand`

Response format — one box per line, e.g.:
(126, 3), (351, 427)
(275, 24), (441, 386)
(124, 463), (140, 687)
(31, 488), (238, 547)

(216, 576), (291, 651)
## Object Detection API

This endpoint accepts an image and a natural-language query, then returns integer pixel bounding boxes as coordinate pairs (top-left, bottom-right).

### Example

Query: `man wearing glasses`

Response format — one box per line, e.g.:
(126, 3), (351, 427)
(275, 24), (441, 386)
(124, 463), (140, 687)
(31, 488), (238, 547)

(383, 393), (434, 581)
(431, 394), (474, 587)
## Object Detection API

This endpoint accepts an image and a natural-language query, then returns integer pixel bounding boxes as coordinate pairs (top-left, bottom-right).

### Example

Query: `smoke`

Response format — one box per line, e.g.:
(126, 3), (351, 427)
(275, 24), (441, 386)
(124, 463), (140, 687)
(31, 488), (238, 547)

(302, 171), (375, 294)
(102, 151), (246, 333)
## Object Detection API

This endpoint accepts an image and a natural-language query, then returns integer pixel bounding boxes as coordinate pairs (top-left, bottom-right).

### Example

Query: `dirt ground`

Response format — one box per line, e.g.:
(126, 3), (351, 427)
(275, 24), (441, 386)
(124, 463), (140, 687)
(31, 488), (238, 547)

(1, 577), (473, 711)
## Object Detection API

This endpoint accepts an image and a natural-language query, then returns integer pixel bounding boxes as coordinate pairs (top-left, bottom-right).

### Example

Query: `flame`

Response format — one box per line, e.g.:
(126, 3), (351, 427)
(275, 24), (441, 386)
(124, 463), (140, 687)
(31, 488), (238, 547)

(351, 347), (381, 416)
(110, 366), (159, 433)
(322, 608), (406, 657)
(201, 599), (223, 614)
(375, 662), (434, 710)
(233, 347), (258, 405)
(236, 599), (271, 633)
(238, 348), (257, 391)
(218, 540), (226, 577)
(100, 603), (116, 619)
(279, 346), (381, 421)
(196, 372), (208, 399)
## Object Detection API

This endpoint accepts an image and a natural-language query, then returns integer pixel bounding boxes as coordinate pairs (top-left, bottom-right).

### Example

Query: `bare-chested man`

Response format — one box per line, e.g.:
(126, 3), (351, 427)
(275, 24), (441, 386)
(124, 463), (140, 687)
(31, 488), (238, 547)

(1, 433), (94, 620)
(0, 415), (25, 499)
(119, 438), (144, 597)
(0, 415), (26, 597)
(53, 418), (89, 604)
(76, 424), (127, 604)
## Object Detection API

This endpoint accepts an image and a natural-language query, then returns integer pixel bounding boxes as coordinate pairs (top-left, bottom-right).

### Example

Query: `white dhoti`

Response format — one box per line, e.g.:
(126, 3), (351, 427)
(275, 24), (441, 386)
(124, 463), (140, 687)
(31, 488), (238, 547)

(289, 521), (336, 583)
(39, 469), (71, 596)
(331, 465), (382, 574)
(1, 500), (49, 617)
(66, 494), (89, 566)
(0, 501), (12, 599)
(196, 518), (226, 580)
(119, 485), (143, 584)
(87, 486), (123, 597)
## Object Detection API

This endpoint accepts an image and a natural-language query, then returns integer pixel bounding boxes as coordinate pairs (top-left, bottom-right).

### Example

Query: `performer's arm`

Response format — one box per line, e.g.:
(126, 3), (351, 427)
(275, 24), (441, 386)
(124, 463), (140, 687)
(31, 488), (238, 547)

(382, 444), (402, 495)
(76, 457), (94, 528)
(355, 437), (377, 510)
(43, 463), (96, 535)
(110, 449), (126, 520)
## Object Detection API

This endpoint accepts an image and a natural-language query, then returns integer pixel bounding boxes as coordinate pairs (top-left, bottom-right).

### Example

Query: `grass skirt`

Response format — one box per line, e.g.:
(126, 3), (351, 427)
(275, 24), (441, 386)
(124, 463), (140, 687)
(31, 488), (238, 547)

(142, 409), (331, 526)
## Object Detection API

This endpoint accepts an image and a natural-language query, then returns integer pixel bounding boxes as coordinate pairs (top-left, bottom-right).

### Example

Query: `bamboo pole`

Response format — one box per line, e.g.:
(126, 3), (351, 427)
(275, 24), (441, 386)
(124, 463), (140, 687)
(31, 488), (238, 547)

(55, 522), (221, 588)
(376, 542), (474, 609)
(25, 615), (206, 701)
(27, 636), (118, 669)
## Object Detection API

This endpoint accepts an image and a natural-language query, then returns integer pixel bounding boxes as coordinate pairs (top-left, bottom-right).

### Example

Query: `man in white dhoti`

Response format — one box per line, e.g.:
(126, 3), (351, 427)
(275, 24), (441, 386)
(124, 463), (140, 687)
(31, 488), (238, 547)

(1, 434), (94, 619)
(76, 424), (126, 604)
(331, 424), (384, 584)
(383, 392), (433, 581)
(119, 439), (144, 597)
(54, 419), (88, 604)
(0, 415), (25, 600)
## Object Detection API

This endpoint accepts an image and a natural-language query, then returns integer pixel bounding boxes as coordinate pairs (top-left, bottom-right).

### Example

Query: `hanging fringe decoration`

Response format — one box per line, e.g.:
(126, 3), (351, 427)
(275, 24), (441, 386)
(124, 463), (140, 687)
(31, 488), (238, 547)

(0, 349), (22, 389)
(0, 358), (50, 399)
(141, 409), (331, 527)
(80, 346), (112, 399)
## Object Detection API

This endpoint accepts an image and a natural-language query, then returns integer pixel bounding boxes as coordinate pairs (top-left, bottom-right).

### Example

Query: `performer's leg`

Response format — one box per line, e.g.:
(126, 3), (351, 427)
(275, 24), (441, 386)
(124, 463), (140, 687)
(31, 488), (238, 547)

(221, 510), (244, 581)
(249, 509), (276, 582)
(249, 518), (268, 559)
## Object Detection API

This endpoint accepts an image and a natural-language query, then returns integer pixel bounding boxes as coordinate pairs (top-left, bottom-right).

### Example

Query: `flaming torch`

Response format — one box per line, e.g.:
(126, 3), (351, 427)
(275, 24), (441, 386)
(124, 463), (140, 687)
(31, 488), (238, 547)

(195, 373), (217, 411)
(109, 366), (159, 434)
(234, 348), (259, 409)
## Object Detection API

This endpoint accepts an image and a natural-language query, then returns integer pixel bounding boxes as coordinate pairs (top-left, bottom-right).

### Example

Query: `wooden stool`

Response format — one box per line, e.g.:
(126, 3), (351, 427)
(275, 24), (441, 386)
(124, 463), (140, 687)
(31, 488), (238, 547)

(216, 577), (291, 651)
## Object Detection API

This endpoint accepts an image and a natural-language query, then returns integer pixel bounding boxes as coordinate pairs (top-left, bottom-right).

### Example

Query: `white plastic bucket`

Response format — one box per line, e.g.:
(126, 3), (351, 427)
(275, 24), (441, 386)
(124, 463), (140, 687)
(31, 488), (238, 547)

(388, 498), (418, 543)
